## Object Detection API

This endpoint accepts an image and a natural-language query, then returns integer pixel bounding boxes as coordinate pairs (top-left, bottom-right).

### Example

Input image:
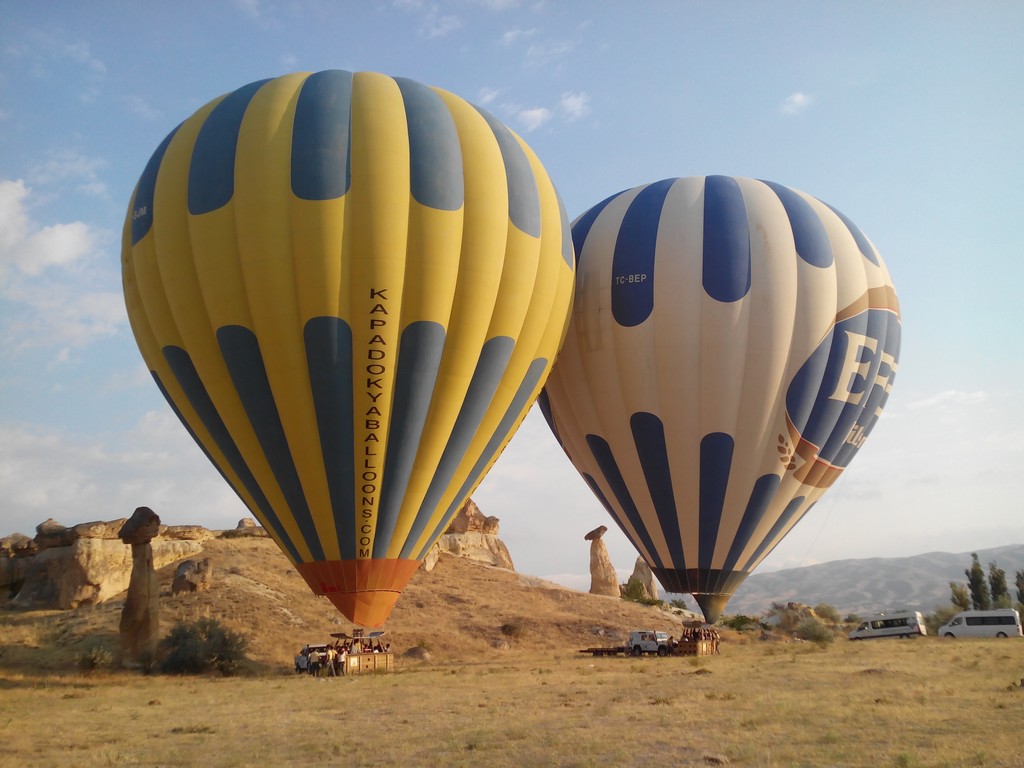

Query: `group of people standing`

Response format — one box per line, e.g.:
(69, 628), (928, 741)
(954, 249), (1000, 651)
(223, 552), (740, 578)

(295, 639), (391, 677)
(671, 626), (720, 654)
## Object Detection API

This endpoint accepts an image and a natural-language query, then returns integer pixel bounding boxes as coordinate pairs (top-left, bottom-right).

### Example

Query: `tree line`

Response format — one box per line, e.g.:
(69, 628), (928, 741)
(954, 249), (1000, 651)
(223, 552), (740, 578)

(948, 553), (1024, 613)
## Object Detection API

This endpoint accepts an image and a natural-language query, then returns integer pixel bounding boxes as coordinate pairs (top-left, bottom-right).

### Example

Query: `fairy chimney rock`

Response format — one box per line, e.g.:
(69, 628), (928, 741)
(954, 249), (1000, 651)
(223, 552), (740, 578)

(118, 507), (161, 664)
(586, 527), (619, 597)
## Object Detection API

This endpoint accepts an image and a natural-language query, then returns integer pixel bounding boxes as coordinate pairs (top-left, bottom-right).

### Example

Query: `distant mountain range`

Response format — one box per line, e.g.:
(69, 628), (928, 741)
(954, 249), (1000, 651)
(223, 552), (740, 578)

(724, 544), (1024, 617)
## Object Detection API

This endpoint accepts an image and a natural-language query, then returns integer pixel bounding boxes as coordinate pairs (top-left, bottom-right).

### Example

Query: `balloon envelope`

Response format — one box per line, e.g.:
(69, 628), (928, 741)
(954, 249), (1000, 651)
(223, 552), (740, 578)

(122, 70), (575, 626)
(540, 176), (900, 622)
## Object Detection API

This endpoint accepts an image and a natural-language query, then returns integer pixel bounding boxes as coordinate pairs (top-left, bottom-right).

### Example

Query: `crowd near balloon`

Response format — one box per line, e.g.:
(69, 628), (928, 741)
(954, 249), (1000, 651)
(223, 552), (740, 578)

(122, 69), (900, 627)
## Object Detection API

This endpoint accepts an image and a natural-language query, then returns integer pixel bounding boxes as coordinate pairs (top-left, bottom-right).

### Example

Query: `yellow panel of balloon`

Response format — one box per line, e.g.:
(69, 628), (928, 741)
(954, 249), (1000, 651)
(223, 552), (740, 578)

(122, 70), (576, 627)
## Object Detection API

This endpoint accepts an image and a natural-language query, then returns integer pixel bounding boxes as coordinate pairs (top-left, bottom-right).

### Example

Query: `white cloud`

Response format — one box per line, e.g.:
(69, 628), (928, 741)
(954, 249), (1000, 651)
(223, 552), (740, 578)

(907, 389), (987, 411)
(421, 10), (464, 38)
(63, 41), (106, 76)
(27, 149), (105, 187)
(781, 91), (813, 115)
(0, 417), (249, 538)
(515, 106), (552, 132)
(501, 28), (537, 46)
(477, 87), (500, 106)
(0, 180), (94, 279)
(121, 93), (163, 122)
(525, 39), (575, 68)
(234, 0), (262, 18)
(0, 179), (122, 352)
(559, 91), (590, 120)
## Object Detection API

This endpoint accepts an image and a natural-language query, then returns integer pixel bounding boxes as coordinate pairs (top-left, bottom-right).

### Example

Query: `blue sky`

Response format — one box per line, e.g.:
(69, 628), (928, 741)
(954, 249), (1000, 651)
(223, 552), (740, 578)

(1, 1), (1021, 593)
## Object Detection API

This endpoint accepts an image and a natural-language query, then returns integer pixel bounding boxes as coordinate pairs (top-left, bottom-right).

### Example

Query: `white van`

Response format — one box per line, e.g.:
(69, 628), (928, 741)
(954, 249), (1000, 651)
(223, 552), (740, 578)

(938, 609), (1023, 638)
(848, 611), (926, 640)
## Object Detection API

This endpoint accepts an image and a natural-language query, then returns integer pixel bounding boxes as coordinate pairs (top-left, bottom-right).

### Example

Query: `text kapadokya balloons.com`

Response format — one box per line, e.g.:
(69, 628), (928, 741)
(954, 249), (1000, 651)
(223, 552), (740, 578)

(540, 176), (900, 623)
(122, 71), (575, 627)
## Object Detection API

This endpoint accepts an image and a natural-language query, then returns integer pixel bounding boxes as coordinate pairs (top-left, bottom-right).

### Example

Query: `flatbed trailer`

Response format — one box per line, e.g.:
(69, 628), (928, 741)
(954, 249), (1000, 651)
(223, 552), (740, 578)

(579, 640), (715, 657)
(579, 646), (628, 656)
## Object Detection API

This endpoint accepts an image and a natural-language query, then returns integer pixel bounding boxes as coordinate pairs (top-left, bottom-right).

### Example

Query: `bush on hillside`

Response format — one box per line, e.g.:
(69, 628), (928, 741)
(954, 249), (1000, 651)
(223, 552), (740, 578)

(813, 603), (842, 623)
(75, 640), (114, 672)
(159, 618), (248, 676)
(795, 617), (834, 645)
(722, 614), (761, 632)
(925, 605), (959, 634)
(619, 578), (663, 607)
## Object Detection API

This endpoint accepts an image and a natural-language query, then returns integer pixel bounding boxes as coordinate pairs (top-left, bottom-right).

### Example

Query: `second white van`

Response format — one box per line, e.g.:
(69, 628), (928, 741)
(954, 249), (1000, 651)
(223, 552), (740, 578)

(848, 611), (926, 640)
(937, 609), (1023, 638)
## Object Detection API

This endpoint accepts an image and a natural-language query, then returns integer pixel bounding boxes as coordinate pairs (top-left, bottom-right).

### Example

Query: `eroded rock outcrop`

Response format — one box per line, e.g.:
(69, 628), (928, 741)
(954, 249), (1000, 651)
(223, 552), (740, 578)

(627, 557), (659, 601)
(171, 558), (213, 594)
(422, 498), (514, 571)
(585, 526), (619, 597)
(119, 507), (161, 664)
(5, 518), (203, 609)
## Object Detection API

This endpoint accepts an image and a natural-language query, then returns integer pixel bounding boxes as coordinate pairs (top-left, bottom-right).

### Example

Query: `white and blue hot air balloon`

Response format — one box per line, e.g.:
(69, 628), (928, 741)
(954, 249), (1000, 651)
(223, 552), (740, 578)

(540, 176), (900, 622)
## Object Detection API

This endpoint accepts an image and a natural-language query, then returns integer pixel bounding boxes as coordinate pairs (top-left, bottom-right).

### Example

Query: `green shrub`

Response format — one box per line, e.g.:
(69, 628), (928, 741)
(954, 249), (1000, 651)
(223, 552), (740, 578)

(813, 603), (841, 623)
(619, 579), (663, 607)
(500, 621), (525, 638)
(795, 617), (834, 645)
(159, 618), (248, 676)
(75, 640), (114, 672)
(722, 614), (759, 631)
(925, 605), (958, 635)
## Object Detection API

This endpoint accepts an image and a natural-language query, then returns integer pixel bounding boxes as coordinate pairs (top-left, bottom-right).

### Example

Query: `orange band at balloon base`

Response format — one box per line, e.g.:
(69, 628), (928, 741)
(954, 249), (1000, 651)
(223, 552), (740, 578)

(295, 558), (422, 628)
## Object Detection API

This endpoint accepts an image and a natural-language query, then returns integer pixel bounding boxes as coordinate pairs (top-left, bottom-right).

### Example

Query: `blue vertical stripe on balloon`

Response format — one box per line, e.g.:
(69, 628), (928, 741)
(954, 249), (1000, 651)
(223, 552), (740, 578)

(188, 79), (269, 215)
(699, 432), (733, 571)
(130, 125), (180, 245)
(375, 321), (446, 559)
(398, 336), (515, 559)
(824, 202), (879, 265)
(570, 190), (618, 267)
(160, 347), (301, 563)
(630, 412), (687, 571)
(739, 497), (809, 573)
(702, 175), (751, 302)
(612, 178), (674, 327)
(411, 357), (550, 560)
(291, 70), (353, 201)
(721, 473), (782, 575)
(217, 325), (325, 562)
(585, 433), (665, 569)
(555, 191), (574, 268)
(475, 107), (540, 238)
(760, 180), (833, 268)
(303, 316), (356, 559)
(785, 324), (834, 440)
(536, 389), (561, 446)
(396, 77), (463, 212)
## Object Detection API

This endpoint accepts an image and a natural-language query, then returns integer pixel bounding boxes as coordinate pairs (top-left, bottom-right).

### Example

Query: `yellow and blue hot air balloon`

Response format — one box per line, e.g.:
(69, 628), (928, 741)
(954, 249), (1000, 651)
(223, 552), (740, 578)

(122, 70), (575, 627)
(540, 176), (900, 623)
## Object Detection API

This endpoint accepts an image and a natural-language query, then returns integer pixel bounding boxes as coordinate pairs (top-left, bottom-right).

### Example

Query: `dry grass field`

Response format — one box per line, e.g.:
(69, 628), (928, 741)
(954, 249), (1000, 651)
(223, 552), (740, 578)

(2, 537), (1023, 767)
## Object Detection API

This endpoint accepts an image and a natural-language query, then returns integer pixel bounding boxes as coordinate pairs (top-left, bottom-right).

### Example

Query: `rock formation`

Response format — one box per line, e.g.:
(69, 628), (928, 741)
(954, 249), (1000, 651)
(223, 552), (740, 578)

(422, 498), (514, 571)
(118, 507), (162, 664)
(627, 557), (659, 601)
(585, 525), (619, 597)
(4, 519), (204, 609)
(171, 558), (213, 594)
